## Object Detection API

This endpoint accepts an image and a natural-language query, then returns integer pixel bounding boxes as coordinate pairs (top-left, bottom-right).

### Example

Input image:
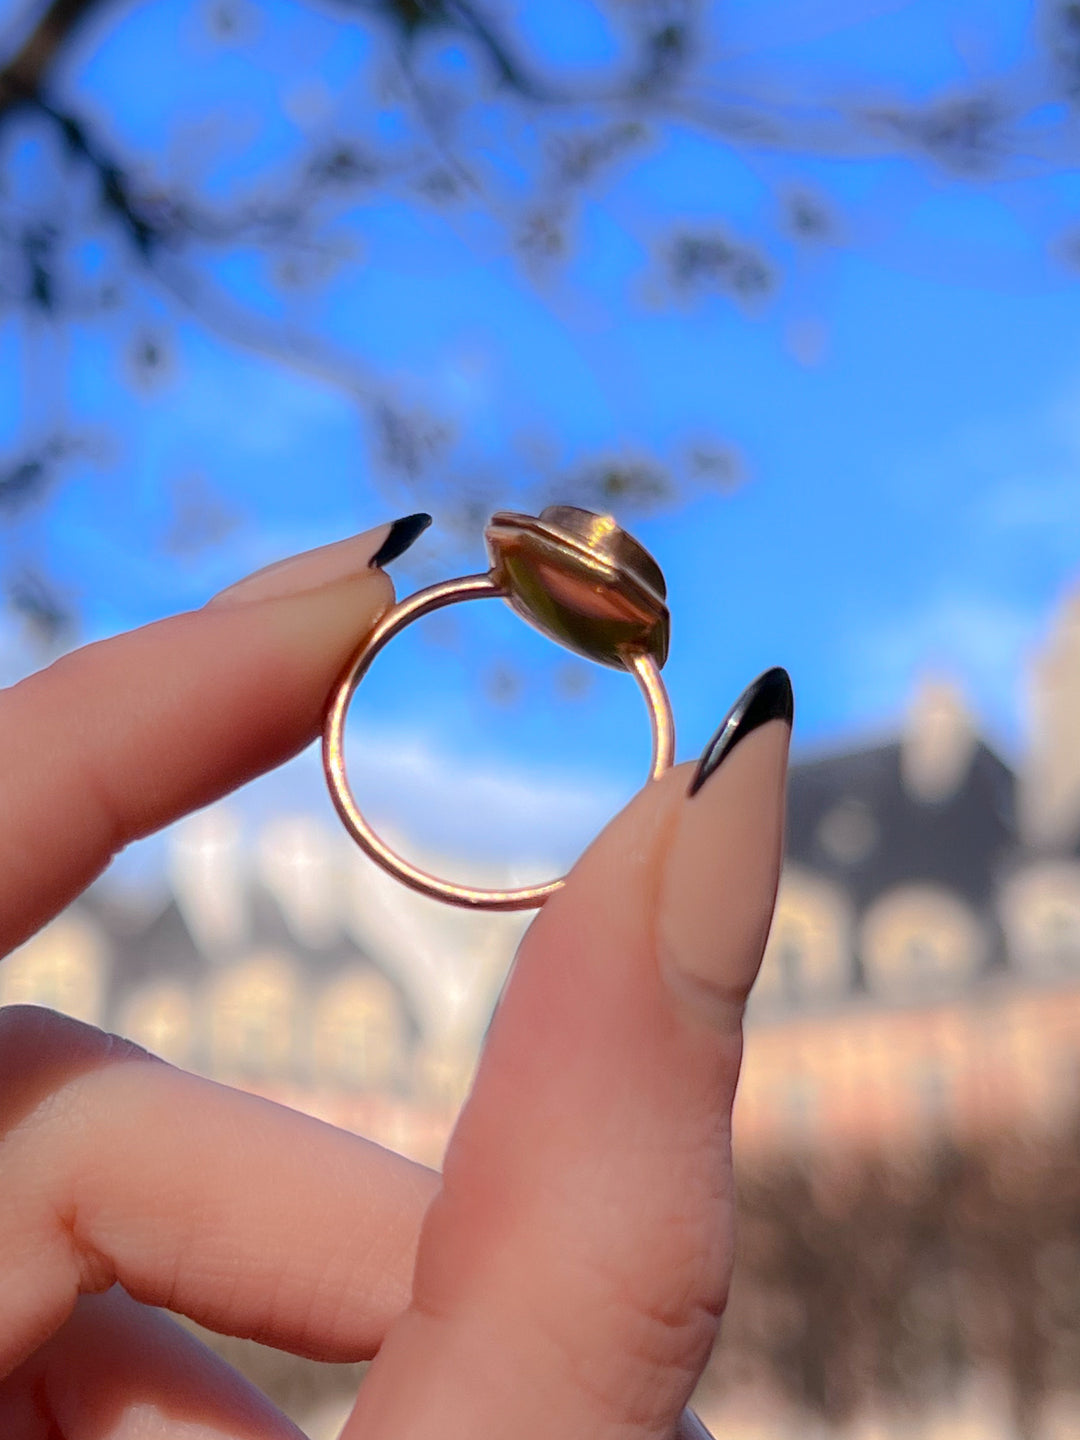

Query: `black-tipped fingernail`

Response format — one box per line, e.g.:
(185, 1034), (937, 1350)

(369, 512), (432, 568)
(688, 666), (794, 797)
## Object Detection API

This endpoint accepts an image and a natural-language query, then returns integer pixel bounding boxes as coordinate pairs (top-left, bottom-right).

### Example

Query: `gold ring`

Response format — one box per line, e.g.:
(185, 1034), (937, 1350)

(322, 505), (675, 911)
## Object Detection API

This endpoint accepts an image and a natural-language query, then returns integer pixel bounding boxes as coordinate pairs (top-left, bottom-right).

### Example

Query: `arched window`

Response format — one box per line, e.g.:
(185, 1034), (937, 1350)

(860, 885), (986, 998)
(313, 967), (409, 1092)
(207, 951), (298, 1079)
(753, 868), (853, 1011)
(0, 912), (109, 1026)
(999, 862), (1080, 976)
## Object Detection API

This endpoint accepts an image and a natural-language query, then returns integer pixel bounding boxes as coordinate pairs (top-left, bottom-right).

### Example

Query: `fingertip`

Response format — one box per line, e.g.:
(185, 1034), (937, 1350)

(658, 717), (790, 1032)
(0, 568), (394, 955)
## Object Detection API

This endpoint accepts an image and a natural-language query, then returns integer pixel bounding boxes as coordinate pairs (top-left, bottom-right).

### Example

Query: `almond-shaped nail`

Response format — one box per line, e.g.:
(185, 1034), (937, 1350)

(207, 513), (432, 608)
(657, 669), (793, 1029)
(688, 666), (793, 797)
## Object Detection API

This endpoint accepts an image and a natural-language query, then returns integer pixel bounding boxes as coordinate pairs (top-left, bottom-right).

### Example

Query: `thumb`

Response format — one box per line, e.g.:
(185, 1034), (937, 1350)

(345, 668), (793, 1440)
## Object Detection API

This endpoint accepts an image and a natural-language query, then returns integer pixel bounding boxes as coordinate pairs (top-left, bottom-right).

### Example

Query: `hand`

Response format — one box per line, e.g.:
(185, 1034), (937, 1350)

(0, 521), (791, 1440)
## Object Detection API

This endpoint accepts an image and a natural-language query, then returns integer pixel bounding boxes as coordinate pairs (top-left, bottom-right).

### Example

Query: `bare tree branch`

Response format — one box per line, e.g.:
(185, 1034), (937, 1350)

(0, 0), (100, 113)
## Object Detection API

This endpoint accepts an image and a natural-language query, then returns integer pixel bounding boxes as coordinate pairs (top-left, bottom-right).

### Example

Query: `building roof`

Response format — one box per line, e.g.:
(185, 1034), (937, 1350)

(786, 739), (1018, 921)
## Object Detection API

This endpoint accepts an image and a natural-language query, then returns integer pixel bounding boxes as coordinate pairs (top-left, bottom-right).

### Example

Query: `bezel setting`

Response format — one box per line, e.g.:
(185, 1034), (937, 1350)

(485, 505), (670, 670)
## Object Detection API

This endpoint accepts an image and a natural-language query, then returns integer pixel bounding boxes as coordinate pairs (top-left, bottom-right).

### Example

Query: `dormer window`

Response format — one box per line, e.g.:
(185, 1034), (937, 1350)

(999, 862), (1080, 976)
(314, 967), (409, 1091)
(207, 950), (299, 1078)
(753, 867), (853, 1011)
(817, 798), (879, 867)
(859, 885), (986, 998)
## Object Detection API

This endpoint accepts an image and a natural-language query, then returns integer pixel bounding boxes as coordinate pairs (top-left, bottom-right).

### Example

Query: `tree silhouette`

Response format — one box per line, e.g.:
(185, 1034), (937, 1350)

(3, 0), (1080, 639)
(702, 1118), (1080, 1437)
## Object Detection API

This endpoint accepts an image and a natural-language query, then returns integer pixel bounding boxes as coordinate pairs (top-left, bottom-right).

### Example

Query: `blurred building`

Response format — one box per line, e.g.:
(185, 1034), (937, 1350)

(0, 806), (532, 1169)
(740, 589), (1080, 1156)
(3, 586), (1080, 1175)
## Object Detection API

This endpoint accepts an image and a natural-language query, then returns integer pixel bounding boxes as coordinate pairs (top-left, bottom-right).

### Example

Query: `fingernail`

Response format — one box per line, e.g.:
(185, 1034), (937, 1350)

(688, 666), (794, 797)
(369, 513), (433, 568)
(206, 514), (432, 608)
(657, 669), (793, 1028)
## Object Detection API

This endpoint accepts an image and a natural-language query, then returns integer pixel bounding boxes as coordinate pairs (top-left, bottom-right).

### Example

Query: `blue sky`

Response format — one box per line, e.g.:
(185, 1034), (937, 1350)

(3, 0), (1080, 874)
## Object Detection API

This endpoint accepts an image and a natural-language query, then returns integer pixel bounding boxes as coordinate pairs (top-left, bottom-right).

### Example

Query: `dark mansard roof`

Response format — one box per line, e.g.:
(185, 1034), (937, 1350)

(785, 738), (1018, 920)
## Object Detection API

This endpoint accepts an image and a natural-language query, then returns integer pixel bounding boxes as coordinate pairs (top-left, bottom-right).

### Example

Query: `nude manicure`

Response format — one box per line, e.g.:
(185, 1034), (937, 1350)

(207, 514), (432, 607)
(657, 669), (793, 1029)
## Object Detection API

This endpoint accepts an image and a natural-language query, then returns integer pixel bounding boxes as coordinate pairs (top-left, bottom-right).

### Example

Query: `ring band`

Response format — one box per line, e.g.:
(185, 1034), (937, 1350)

(322, 507), (675, 912)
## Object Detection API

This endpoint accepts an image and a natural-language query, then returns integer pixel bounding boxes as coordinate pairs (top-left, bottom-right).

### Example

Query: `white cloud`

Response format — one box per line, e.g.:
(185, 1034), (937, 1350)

(107, 723), (629, 910)
(338, 725), (628, 865)
(955, 378), (1080, 559)
(979, 473), (1080, 536)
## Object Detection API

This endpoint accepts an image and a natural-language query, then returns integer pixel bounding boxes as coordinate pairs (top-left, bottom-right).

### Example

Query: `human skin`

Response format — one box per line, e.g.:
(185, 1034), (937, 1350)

(0, 521), (790, 1440)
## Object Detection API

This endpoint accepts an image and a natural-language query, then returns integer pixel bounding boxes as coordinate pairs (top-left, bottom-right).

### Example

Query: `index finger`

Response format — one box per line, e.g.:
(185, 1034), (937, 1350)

(0, 519), (418, 956)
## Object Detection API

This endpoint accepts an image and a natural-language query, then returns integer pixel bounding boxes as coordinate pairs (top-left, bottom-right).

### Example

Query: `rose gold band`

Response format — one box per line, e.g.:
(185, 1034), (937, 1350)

(322, 572), (676, 912)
